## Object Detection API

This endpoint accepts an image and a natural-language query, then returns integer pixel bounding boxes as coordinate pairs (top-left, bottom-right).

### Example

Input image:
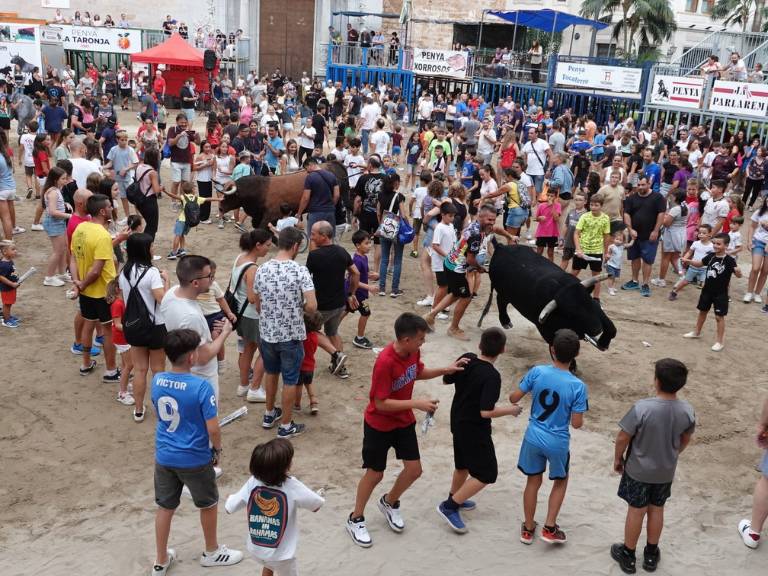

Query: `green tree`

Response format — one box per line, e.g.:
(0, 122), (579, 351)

(580, 0), (677, 59)
(711, 0), (756, 32)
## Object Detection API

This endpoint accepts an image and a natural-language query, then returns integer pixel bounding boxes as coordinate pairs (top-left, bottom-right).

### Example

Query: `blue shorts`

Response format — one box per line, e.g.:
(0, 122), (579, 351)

(447, 161), (457, 177)
(685, 265), (706, 283)
(116, 179), (130, 199)
(392, 146), (401, 155)
(605, 264), (621, 278)
(43, 215), (67, 237)
(174, 220), (189, 237)
(505, 207), (529, 228)
(627, 239), (658, 265)
(422, 223), (435, 249)
(761, 450), (768, 476)
(307, 211), (336, 236)
(752, 238), (767, 257)
(517, 438), (570, 480)
(259, 339), (304, 385)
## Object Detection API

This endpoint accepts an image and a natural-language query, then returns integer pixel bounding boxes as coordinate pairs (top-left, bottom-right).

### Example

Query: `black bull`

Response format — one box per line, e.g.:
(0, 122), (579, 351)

(218, 161), (351, 229)
(478, 244), (617, 350)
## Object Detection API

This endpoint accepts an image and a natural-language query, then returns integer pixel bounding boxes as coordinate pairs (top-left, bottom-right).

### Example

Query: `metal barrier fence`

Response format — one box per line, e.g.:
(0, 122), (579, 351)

(328, 43), (412, 70)
(471, 50), (549, 84)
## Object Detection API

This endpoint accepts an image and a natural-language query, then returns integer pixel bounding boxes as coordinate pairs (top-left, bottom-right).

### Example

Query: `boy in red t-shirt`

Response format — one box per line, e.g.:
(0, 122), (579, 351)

(345, 312), (468, 548)
(296, 311), (322, 415)
(107, 280), (134, 406)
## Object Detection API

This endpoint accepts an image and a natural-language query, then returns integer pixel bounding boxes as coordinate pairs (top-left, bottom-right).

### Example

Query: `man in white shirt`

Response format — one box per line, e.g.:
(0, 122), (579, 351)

(359, 97), (380, 156)
(369, 119), (390, 157)
(417, 92), (434, 131)
(70, 140), (103, 190)
(297, 119), (317, 165)
(521, 127), (552, 195)
(476, 118), (497, 165)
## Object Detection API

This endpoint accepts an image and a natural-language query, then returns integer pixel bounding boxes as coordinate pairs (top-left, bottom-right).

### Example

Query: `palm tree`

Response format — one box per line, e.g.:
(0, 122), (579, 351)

(711, 0), (756, 32)
(580, 0), (677, 59)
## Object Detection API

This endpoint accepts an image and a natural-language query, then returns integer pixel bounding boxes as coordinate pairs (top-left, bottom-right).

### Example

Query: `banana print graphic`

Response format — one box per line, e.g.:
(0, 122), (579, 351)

(255, 491), (280, 517)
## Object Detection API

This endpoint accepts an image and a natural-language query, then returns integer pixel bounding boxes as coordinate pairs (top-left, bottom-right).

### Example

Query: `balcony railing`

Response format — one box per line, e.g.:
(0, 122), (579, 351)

(327, 43), (413, 70)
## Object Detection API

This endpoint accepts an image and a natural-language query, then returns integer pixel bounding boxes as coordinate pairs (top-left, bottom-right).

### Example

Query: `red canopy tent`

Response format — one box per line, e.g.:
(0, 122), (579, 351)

(131, 34), (217, 103)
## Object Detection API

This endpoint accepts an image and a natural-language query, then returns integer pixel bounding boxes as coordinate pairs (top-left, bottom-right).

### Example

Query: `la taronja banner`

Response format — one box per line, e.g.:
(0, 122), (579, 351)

(411, 48), (468, 79)
(50, 25), (141, 54)
(554, 62), (642, 94)
(710, 81), (768, 118)
(650, 75), (704, 109)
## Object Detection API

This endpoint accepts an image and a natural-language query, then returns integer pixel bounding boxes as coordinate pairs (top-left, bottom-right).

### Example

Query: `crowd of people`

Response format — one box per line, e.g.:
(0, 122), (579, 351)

(2, 65), (768, 576)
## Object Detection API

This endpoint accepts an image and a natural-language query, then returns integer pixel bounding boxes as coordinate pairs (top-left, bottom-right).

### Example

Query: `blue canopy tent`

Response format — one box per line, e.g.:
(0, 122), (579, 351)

(480, 9), (610, 62)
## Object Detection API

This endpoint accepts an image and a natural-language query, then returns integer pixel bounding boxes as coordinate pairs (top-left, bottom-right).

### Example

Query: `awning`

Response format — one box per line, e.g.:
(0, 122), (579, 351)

(486, 9), (610, 33)
(331, 11), (401, 19)
(131, 33), (206, 67)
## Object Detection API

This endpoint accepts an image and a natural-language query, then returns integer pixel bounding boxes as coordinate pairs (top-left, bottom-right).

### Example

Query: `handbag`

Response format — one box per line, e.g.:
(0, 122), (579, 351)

(125, 167), (152, 208)
(375, 193), (401, 240)
(397, 217), (415, 244)
(224, 262), (256, 329)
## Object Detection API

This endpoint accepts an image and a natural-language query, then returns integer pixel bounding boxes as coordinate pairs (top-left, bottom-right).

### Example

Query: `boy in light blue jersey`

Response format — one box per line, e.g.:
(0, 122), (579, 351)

(510, 328), (588, 546)
(150, 328), (243, 575)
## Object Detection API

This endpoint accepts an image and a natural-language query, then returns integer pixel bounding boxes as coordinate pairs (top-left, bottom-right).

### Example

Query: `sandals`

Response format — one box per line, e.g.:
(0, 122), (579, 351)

(310, 401), (319, 416)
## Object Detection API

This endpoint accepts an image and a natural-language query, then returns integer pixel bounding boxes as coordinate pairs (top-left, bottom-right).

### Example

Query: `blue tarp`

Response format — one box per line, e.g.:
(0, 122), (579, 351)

(487, 9), (610, 33)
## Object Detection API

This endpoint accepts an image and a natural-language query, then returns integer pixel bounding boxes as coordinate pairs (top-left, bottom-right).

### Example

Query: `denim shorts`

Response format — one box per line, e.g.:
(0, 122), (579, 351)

(605, 264), (621, 278)
(505, 207), (529, 228)
(173, 219), (189, 236)
(627, 239), (659, 265)
(517, 438), (570, 480)
(753, 238), (767, 257)
(43, 215), (67, 237)
(685, 265), (706, 283)
(260, 339), (304, 385)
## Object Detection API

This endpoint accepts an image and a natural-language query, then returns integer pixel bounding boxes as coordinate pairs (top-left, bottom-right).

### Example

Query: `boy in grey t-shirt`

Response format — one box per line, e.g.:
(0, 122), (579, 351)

(610, 358), (696, 574)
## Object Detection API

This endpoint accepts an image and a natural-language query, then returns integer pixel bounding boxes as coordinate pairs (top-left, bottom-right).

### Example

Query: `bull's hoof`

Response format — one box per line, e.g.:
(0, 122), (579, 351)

(501, 322), (513, 330)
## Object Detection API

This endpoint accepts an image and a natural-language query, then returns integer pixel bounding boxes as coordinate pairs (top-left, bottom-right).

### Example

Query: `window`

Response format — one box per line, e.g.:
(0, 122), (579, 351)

(596, 43), (617, 58)
(701, 0), (714, 13)
(685, 0), (699, 12)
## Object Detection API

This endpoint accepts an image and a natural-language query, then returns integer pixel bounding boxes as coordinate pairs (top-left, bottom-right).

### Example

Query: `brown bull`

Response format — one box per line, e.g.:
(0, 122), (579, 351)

(218, 161), (350, 229)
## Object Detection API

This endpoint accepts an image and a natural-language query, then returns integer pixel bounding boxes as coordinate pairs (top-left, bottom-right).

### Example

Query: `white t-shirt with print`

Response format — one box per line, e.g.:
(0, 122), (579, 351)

(690, 240), (714, 262)
(254, 259), (314, 343)
(225, 475), (324, 562)
(344, 153), (365, 188)
(751, 211), (768, 244)
(20, 133), (35, 167)
(118, 265), (165, 325)
(701, 197), (729, 228)
(431, 222), (456, 272)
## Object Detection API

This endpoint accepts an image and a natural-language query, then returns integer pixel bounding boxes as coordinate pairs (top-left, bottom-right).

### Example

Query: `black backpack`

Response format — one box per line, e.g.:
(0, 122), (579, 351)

(126, 167), (152, 207)
(224, 262), (255, 329)
(183, 194), (201, 228)
(122, 267), (156, 347)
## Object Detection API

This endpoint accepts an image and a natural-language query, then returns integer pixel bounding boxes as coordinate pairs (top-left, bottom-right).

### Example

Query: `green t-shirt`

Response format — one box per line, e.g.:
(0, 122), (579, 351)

(575, 212), (610, 254)
(428, 138), (452, 163)
(232, 163), (252, 181)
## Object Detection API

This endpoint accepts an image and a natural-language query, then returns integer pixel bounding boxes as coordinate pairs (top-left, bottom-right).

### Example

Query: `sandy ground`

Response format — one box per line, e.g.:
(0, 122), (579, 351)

(1, 110), (768, 576)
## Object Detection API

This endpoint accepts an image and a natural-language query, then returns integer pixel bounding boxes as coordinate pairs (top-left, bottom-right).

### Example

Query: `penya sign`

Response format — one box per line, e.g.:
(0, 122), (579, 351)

(49, 25), (142, 54)
(649, 75), (704, 109)
(710, 81), (768, 118)
(411, 48), (469, 79)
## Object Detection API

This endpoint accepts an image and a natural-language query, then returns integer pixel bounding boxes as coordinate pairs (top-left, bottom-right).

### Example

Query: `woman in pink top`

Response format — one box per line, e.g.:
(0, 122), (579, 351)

(535, 187), (562, 261)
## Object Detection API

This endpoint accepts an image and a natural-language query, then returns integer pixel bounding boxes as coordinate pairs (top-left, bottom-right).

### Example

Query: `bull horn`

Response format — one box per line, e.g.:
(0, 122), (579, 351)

(223, 185), (237, 196)
(538, 299), (557, 324)
(580, 272), (611, 289)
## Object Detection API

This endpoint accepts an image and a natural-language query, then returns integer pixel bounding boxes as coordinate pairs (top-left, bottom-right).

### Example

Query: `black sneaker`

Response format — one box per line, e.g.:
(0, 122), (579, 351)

(79, 360), (97, 376)
(353, 336), (373, 349)
(337, 365), (350, 379)
(102, 369), (121, 383)
(611, 543), (637, 574)
(277, 421), (306, 438)
(390, 290), (404, 298)
(329, 351), (348, 375)
(262, 408), (283, 429)
(642, 546), (660, 572)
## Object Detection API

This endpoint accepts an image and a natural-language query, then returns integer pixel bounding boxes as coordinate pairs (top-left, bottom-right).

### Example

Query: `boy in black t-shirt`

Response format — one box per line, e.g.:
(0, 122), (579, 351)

(681, 233), (741, 352)
(437, 328), (522, 533)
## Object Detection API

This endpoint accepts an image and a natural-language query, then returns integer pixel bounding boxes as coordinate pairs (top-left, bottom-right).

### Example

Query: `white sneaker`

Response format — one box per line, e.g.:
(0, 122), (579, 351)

(236, 384), (249, 397)
(416, 296), (434, 307)
(436, 312), (449, 321)
(199, 545), (243, 567)
(57, 272), (73, 283)
(43, 276), (65, 287)
(377, 495), (405, 532)
(153, 254), (162, 261)
(346, 515), (373, 548)
(755, 294), (764, 304)
(682, 331), (701, 339)
(711, 342), (724, 352)
(608, 287), (617, 296)
(246, 387), (267, 403)
(214, 466), (223, 479)
(31, 223), (44, 231)
(12, 226), (25, 234)
(152, 548), (176, 576)
(116, 392), (135, 406)
(739, 519), (761, 549)
(650, 278), (666, 287)
(743, 292), (754, 303)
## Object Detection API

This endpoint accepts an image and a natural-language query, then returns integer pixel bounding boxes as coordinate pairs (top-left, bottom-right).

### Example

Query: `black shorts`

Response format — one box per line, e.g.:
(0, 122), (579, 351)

(157, 122), (167, 131)
(358, 211), (380, 245)
(618, 472), (672, 508)
(362, 421), (420, 472)
(120, 88), (131, 98)
(445, 269), (471, 298)
(697, 290), (729, 316)
(126, 323), (167, 349)
(561, 246), (574, 260)
(435, 270), (449, 287)
(154, 461), (218, 510)
(298, 370), (314, 385)
(79, 294), (112, 324)
(24, 165), (34, 177)
(453, 425), (498, 484)
(572, 253), (604, 272)
(536, 236), (558, 248)
(346, 299), (371, 316)
(0, 117), (9, 130)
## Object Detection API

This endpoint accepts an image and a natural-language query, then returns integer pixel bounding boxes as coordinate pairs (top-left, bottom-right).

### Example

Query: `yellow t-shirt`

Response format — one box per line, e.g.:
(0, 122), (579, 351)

(70, 221), (116, 298)
(178, 194), (208, 223)
(575, 212), (611, 254)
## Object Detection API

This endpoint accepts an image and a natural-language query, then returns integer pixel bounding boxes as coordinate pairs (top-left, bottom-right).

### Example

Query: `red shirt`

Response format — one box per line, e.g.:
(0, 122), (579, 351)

(722, 208), (740, 233)
(300, 331), (318, 372)
(111, 298), (127, 345)
(153, 77), (166, 95)
(67, 213), (91, 248)
(33, 150), (49, 178)
(364, 343), (424, 432)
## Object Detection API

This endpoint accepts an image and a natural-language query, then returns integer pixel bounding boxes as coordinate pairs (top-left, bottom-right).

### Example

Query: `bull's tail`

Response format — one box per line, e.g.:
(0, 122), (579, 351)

(477, 285), (495, 328)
